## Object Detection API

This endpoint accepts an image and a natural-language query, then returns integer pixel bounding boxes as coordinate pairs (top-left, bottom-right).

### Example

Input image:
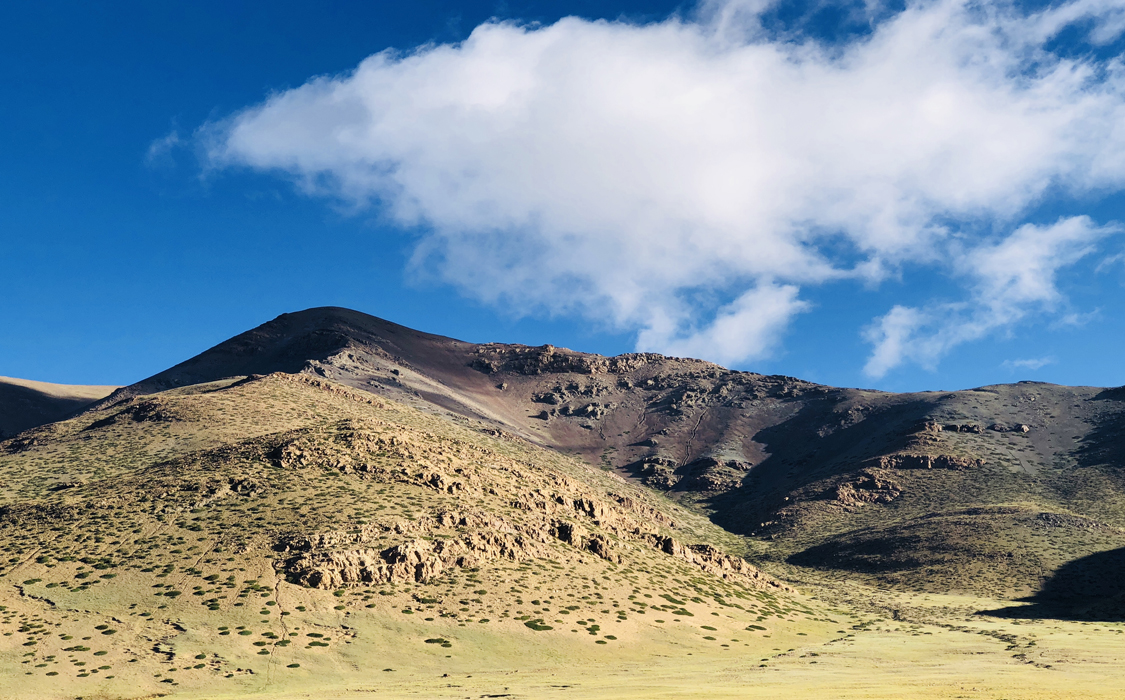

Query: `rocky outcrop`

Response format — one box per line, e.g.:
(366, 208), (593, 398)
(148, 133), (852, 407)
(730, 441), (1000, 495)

(627, 456), (749, 493)
(831, 470), (901, 506)
(548, 519), (587, 547)
(989, 423), (1031, 433)
(470, 345), (684, 376)
(676, 458), (750, 492)
(276, 510), (521, 554)
(646, 535), (790, 591)
(267, 422), (471, 495)
(634, 457), (681, 489)
(282, 530), (546, 588)
(281, 511), (783, 589)
(941, 423), (983, 433)
(874, 453), (983, 471)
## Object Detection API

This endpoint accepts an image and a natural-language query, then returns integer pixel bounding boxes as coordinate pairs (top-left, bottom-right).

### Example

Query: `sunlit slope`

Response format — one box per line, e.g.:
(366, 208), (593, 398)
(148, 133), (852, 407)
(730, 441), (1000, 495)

(0, 373), (830, 699)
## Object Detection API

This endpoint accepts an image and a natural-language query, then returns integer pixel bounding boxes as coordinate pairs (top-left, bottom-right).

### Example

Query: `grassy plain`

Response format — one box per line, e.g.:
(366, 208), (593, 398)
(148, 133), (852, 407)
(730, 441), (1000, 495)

(5, 581), (1124, 699)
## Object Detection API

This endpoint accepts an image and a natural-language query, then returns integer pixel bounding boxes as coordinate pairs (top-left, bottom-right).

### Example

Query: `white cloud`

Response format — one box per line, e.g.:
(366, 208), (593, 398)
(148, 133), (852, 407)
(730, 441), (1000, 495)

(202, 0), (1125, 369)
(863, 305), (931, 378)
(639, 283), (809, 366)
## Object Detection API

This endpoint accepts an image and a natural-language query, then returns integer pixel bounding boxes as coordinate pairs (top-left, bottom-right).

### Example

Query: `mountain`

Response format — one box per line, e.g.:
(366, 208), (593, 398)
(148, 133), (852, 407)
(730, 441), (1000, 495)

(92, 308), (1125, 601)
(0, 363), (814, 699)
(0, 376), (117, 439)
(3, 307), (1125, 698)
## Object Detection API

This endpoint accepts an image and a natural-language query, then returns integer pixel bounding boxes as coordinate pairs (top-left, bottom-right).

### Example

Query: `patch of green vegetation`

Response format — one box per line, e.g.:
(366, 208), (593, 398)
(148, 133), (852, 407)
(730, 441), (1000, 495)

(524, 619), (553, 631)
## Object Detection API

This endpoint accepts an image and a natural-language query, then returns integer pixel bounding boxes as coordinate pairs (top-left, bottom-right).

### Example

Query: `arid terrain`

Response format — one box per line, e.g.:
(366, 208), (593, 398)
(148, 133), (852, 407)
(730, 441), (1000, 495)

(2, 307), (1125, 699)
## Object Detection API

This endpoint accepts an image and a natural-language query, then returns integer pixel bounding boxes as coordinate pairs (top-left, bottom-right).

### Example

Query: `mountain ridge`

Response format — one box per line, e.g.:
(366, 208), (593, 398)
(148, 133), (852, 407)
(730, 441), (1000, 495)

(3, 307), (1125, 698)
(10, 305), (1125, 603)
(50, 307), (1125, 603)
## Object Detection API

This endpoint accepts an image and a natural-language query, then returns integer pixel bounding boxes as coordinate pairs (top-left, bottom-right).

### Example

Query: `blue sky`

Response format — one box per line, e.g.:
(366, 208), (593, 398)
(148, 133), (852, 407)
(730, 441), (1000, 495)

(4, 0), (1125, 393)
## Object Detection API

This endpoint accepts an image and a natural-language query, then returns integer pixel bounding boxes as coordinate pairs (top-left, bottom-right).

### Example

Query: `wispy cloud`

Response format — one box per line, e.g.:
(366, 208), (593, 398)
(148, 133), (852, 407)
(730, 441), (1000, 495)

(864, 217), (1119, 377)
(145, 130), (181, 167)
(1002, 357), (1056, 371)
(200, 0), (1125, 369)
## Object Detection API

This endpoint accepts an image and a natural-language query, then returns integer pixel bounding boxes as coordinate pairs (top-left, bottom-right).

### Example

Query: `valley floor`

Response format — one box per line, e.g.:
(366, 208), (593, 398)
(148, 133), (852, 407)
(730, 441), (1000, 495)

(3, 584), (1124, 699)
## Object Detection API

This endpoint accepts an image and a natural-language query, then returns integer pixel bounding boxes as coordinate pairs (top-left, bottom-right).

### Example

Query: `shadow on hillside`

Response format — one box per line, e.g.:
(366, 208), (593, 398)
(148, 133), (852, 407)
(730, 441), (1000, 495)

(705, 396), (939, 535)
(1074, 388), (1125, 470)
(785, 531), (927, 573)
(979, 546), (1125, 621)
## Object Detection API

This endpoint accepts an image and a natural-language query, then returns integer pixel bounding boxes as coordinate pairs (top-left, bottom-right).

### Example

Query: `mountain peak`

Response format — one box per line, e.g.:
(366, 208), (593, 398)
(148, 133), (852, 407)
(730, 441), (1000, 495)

(97, 307), (457, 404)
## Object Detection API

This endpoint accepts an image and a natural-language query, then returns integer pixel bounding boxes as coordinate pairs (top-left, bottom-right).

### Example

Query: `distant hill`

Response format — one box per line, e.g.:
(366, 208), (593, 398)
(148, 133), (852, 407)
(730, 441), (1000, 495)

(0, 376), (117, 438)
